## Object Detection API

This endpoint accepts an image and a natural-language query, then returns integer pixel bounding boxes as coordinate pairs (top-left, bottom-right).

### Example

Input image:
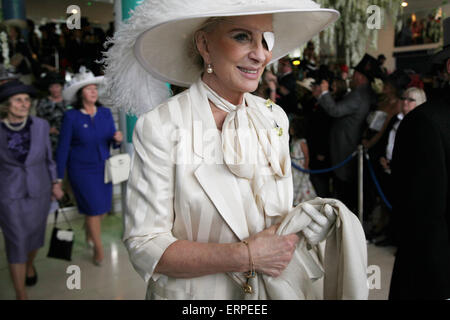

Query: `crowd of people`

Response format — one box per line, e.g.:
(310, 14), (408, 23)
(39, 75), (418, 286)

(252, 43), (446, 250)
(0, 58), (122, 299)
(0, 16), (121, 300)
(254, 41), (449, 300)
(0, 0), (449, 301)
(0, 17), (111, 86)
(395, 13), (442, 47)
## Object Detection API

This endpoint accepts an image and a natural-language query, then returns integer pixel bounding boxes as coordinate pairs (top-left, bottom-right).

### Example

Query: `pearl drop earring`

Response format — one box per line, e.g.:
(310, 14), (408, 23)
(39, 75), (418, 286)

(206, 64), (213, 74)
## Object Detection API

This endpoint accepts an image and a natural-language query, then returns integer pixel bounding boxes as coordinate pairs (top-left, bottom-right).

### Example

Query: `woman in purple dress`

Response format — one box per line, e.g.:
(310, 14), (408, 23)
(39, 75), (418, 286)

(0, 80), (64, 299)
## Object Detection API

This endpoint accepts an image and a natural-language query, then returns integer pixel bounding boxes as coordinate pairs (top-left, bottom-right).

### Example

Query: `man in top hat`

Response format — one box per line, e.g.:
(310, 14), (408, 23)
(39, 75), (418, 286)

(312, 53), (379, 213)
(388, 17), (450, 300)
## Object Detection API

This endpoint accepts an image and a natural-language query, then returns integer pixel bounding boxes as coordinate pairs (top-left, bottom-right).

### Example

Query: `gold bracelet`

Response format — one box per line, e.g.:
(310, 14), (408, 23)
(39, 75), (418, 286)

(240, 240), (256, 294)
(242, 240), (255, 278)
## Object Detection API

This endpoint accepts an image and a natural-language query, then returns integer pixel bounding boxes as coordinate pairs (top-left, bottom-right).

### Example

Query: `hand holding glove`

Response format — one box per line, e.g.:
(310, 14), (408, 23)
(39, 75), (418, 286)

(302, 203), (337, 245)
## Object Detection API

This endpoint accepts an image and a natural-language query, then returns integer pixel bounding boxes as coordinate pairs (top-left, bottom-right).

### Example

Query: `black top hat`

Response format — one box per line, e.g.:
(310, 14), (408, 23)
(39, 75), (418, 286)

(39, 72), (65, 90)
(385, 70), (411, 98)
(44, 72), (65, 86)
(0, 80), (37, 103)
(433, 17), (450, 64)
(353, 54), (383, 81)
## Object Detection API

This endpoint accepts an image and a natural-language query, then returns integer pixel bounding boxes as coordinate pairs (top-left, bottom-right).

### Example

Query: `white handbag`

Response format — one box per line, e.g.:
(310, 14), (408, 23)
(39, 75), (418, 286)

(104, 153), (131, 184)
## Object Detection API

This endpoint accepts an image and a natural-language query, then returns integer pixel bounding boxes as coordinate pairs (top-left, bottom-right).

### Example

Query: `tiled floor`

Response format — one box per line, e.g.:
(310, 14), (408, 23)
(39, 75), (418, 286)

(0, 213), (146, 300)
(0, 212), (396, 300)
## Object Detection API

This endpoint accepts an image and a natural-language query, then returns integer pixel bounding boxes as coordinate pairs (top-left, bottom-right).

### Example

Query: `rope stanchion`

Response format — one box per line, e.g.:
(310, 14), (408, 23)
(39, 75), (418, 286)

(291, 151), (357, 174)
(364, 152), (392, 211)
(291, 147), (393, 213)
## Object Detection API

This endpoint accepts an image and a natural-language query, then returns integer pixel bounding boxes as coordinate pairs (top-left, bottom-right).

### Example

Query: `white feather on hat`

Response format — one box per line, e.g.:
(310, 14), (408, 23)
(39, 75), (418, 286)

(102, 0), (339, 116)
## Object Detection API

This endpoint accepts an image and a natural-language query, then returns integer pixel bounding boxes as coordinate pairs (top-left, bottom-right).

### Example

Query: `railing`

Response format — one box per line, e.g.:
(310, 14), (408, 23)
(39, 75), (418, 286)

(291, 144), (392, 223)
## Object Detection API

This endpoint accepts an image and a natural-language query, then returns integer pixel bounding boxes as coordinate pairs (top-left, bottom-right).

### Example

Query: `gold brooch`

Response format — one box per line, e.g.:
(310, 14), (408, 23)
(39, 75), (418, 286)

(274, 121), (283, 137)
(265, 99), (274, 111)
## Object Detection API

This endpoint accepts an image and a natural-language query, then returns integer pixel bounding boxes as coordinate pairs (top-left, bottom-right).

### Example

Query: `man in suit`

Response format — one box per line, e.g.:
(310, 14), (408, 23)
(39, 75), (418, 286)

(276, 56), (299, 118)
(388, 18), (450, 300)
(312, 54), (379, 212)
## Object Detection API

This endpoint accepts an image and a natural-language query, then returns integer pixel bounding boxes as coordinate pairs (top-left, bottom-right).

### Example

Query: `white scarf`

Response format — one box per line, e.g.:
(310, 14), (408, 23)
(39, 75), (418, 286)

(201, 81), (291, 181)
(200, 81), (368, 300)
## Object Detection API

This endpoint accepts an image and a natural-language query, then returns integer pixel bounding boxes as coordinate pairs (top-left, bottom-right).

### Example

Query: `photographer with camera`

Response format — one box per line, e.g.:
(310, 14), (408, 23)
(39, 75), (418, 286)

(312, 54), (379, 213)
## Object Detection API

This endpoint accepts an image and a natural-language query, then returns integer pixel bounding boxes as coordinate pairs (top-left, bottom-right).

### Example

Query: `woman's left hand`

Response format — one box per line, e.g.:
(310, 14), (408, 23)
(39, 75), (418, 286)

(113, 131), (123, 143)
(302, 203), (336, 245)
(52, 183), (64, 201)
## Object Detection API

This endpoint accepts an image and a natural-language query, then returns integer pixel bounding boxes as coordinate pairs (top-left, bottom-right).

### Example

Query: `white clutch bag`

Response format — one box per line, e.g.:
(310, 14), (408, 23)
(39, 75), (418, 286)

(104, 153), (131, 184)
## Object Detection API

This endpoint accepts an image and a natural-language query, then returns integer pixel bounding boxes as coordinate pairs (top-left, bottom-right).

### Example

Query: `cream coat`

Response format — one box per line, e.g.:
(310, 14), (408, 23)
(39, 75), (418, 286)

(123, 79), (368, 300)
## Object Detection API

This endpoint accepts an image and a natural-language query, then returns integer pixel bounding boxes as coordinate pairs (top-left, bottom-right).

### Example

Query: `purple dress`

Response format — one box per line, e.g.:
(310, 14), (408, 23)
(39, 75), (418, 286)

(0, 117), (56, 264)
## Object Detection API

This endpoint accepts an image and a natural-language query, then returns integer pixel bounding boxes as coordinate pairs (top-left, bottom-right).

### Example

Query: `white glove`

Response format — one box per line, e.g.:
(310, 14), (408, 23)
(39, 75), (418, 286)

(302, 203), (337, 245)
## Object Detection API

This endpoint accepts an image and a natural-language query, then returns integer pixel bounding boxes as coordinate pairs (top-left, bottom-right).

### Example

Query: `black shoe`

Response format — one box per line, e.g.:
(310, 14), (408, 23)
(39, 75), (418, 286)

(25, 266), (38, 287)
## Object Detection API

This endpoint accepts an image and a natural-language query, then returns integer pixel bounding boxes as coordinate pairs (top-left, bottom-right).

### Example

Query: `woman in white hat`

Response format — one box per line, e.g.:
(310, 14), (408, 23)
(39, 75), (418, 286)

(104, 0), (368, 300)
(55, 68), (123, 266)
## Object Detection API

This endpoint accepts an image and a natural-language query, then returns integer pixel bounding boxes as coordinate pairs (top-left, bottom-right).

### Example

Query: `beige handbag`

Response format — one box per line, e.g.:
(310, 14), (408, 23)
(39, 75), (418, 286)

(104, 153), (131, 184)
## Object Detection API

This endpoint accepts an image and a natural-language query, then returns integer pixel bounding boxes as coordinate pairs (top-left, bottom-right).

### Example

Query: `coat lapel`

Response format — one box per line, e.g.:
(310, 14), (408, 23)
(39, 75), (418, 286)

(194, 163), (250, 241)
(25, 117), (38, 165)
(189, 80), (250, 241)
(190, 79), (217, 160)
(0, 125), (12, 162)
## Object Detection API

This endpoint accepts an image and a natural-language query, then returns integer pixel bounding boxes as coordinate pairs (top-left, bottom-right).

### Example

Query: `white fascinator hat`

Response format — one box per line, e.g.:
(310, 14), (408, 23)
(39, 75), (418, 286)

(102, 0), (339, 115)
(63, 66), (104, 103)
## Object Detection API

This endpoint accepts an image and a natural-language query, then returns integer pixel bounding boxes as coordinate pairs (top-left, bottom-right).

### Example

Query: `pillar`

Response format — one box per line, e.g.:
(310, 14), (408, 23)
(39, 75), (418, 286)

(1, 0), (26, 29)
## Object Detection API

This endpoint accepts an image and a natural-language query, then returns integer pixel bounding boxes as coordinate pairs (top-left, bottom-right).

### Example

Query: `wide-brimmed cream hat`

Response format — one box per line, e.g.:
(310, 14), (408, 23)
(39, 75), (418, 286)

(103, 0), (339, 115)
(63, 67), (103, 103)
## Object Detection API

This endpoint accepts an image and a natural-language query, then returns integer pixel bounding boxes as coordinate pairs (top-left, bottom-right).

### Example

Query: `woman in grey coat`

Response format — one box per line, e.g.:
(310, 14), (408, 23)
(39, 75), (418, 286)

(0, 80), (64, 299)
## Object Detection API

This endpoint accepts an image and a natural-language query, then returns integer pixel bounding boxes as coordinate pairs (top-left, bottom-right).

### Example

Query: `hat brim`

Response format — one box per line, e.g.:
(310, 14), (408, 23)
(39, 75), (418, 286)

(135, 8), (339, 87)
(0, 74), (20, 81)
(0, 84), (37, 103)
(63, 77), (104, 103)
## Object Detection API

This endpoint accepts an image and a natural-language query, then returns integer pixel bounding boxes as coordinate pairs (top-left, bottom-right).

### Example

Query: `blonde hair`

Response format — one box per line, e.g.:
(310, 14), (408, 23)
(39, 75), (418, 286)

(404, 87), (427, 106)
(190, 17), (227, 70)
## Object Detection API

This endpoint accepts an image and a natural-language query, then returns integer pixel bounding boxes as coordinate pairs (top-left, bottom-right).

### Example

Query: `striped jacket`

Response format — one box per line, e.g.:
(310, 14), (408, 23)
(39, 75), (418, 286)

(123, 79), (294, 299)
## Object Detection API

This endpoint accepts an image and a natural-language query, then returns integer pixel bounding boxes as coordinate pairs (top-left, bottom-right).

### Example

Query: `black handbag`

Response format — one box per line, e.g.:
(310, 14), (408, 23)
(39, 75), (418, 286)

(47, 207), (75, 261)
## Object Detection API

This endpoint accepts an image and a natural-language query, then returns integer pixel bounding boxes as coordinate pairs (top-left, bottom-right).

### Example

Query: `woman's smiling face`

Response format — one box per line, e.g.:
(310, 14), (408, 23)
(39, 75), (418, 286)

(198, 14), (274, 104)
